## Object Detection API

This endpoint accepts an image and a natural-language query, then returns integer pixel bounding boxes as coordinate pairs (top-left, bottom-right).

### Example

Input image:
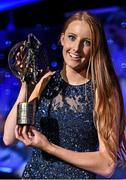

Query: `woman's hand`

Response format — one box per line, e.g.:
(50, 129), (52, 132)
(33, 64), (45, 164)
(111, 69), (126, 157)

(15, 125), (52, 152)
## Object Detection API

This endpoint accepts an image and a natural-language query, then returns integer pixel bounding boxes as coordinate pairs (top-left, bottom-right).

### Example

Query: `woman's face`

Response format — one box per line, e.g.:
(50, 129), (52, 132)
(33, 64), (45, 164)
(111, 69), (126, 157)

(60, 20), (91, 72)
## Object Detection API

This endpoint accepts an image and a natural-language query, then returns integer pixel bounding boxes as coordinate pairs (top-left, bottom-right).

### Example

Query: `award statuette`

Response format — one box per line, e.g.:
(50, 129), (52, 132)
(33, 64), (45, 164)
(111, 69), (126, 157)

(8, 33), (49, 125)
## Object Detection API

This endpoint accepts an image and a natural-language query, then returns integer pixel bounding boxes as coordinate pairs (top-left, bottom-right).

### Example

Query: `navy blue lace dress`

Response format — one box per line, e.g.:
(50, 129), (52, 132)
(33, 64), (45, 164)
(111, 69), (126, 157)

(22, 71), (98, 179)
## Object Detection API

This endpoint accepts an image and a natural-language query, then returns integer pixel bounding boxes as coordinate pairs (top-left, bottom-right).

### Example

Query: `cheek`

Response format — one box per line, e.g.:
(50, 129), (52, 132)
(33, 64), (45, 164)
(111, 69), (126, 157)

(62, 37), (72, 50)
(63, 41), (71, 49)
(83, 47), (91, 57)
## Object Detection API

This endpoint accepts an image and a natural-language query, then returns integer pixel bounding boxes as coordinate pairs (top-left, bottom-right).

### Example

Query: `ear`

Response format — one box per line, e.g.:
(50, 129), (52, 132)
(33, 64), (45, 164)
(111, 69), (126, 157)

(60, 33), (65, 46)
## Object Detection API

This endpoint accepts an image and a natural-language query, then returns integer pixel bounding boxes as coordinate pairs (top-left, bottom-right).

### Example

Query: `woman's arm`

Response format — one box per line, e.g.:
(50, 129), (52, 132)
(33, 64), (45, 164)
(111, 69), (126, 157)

(14, 88), (118, 178)
(48, 131), (116, 178)
(47, 89), (118, 177)
(15, 122), (117, 178)
(3, 82), (27, 145)
(3, 71), (55, 146)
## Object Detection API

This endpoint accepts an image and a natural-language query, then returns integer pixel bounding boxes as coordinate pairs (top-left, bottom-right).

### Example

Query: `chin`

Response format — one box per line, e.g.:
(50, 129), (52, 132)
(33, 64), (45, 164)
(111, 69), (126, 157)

(67, 64), (85, 72)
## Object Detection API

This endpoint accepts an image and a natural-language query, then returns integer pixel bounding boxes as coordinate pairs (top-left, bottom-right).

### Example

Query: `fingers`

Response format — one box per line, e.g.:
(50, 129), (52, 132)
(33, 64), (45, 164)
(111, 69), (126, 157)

(38, 73), (52, 94)
(15, 125), (50, 151)
(32, 70), (56, 99)
(40, 70), (55, 85)
(22, 125), (31, 140)
(15, 125), (23, 141)
(28, 126), (35, 138)
(15, 125), (33, 146)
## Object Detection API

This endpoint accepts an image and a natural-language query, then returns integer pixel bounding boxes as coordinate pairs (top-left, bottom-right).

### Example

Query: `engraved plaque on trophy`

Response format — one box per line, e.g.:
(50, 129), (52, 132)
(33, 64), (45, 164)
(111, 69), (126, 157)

(8, 33), (49, 125)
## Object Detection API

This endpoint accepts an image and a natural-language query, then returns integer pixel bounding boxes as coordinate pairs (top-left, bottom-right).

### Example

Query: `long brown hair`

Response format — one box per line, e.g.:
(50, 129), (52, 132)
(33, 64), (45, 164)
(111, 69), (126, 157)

(62, 11), (126, 163)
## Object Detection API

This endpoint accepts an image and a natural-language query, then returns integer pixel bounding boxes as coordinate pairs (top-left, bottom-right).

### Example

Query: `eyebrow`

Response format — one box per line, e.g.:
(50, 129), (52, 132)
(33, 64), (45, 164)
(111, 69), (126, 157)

(67, 32), (77, 36)
(83, 38), (91, 41)
(67, 33), (91, 41)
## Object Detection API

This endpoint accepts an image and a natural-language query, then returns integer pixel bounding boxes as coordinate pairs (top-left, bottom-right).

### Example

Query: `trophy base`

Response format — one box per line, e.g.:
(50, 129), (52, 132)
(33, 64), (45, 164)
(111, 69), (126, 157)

(17, 102), (35, 125)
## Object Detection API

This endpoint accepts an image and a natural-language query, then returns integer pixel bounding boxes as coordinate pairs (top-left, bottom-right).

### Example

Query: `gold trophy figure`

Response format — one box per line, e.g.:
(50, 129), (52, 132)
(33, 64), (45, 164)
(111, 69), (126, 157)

(8, 33), (48, 125)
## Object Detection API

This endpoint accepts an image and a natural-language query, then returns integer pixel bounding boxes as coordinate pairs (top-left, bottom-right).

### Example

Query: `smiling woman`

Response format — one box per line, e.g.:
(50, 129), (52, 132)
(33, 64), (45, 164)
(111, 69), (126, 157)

(60, 20), (91, 75)
(3, 11), (126, 179)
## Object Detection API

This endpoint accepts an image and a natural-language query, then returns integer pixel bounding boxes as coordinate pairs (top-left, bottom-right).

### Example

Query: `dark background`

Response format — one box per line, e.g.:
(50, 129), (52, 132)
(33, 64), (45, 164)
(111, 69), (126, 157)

(0, 0), (126, 179)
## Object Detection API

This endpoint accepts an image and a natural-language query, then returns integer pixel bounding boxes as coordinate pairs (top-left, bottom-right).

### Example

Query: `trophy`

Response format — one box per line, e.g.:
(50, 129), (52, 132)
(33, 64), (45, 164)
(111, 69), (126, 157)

(8, 33), (49, 125)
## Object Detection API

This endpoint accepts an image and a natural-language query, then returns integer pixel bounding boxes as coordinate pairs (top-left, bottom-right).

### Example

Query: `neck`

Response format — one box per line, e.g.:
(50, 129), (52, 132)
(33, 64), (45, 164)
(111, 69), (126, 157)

(61, 65), (91, 85)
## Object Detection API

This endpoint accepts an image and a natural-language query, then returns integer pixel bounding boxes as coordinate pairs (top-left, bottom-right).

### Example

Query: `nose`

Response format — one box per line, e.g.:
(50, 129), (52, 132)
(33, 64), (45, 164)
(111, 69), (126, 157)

(72, 40), (81, 52)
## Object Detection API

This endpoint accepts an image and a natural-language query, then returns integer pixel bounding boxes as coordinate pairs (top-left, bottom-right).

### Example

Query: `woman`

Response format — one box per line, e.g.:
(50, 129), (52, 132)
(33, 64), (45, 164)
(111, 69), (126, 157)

(3, 11), (126, 179)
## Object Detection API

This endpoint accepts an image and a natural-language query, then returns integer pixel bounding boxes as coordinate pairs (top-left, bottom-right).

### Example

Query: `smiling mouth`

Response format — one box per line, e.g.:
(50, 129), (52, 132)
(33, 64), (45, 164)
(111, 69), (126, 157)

(69, 52), (81, 60)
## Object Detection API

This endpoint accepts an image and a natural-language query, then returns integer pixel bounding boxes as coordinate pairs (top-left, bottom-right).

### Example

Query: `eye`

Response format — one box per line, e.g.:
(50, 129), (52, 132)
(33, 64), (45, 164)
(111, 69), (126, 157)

(68, 35), (76, 41)
(83, 40), (91, 46)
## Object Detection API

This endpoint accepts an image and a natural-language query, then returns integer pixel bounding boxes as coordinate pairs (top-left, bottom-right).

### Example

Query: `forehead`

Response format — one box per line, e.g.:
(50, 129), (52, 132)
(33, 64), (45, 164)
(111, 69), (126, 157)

(65, 20), (91, 38)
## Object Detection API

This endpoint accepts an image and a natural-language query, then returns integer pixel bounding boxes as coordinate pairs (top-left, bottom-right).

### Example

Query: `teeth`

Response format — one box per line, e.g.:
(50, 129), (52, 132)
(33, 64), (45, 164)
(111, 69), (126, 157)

(69, 53), (80, 58)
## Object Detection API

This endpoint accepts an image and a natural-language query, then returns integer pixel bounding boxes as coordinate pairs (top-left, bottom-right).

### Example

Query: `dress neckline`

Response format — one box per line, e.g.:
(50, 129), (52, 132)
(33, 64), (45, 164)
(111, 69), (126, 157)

(58, 71), (91, 87)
